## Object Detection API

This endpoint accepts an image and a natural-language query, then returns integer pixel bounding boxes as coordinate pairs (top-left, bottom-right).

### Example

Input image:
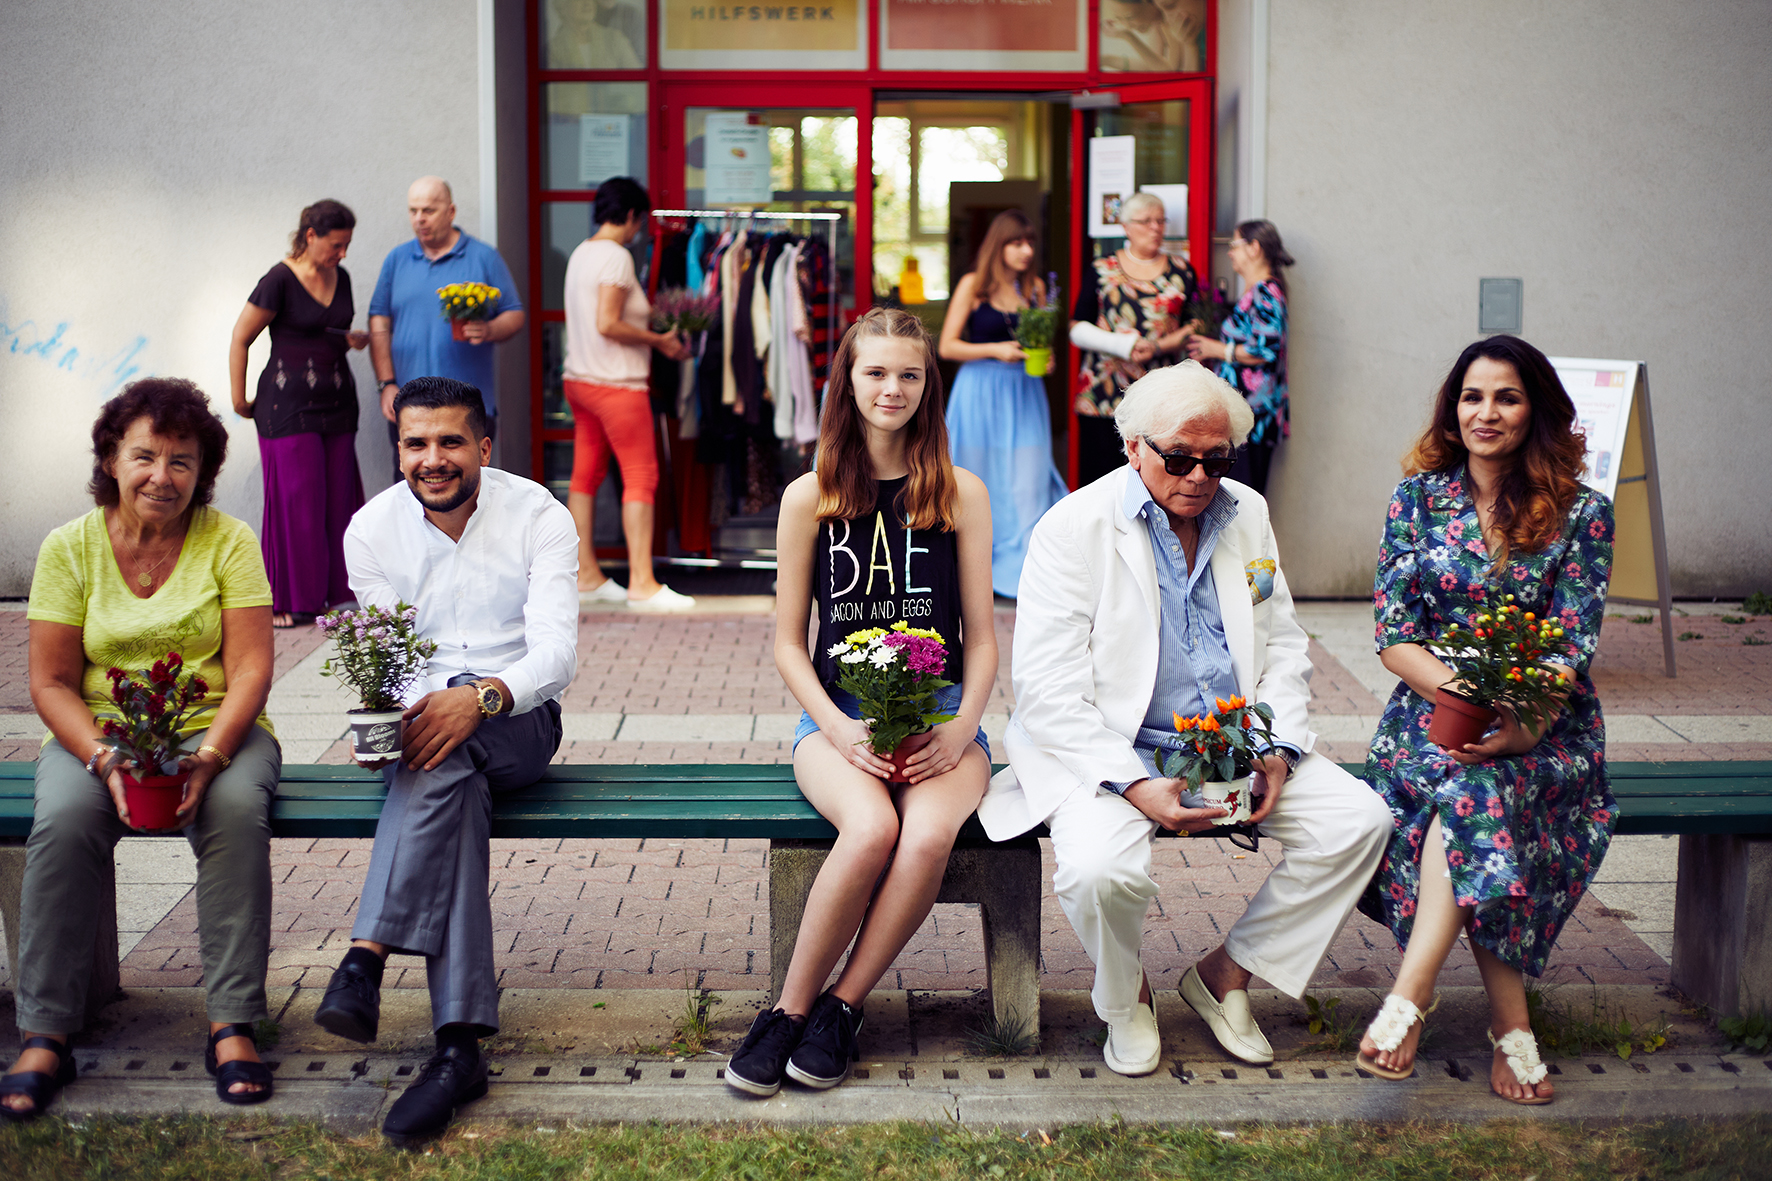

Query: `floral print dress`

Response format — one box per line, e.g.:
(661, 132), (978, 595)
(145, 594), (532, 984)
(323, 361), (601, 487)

(1358, 468), (1617, 977)
(1073, 252), (1201, 416)
(1212, 277), (1288, 446)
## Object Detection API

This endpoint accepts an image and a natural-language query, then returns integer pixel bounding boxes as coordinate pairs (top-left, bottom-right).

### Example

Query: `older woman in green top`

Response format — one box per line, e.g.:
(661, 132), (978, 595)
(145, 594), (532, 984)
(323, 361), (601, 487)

(2, 378), (281, 1120)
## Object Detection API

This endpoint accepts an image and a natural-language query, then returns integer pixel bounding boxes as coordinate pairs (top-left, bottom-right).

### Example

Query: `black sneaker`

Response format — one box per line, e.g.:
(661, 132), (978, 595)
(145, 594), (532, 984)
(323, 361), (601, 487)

(313, 956), (381, 1044)
(382, 1042), (489, 1147)
(786, 992), (862, 1089)
(725, 1008), (805, 1097)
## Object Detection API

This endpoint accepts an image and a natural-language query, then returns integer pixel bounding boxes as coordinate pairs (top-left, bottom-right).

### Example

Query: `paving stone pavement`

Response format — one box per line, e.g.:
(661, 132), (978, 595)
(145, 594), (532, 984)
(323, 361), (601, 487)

(0, 598), (1767, 1010)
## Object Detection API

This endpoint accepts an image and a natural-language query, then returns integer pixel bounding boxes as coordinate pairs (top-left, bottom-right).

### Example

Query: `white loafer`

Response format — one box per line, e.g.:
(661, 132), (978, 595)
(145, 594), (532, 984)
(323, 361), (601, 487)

(1102, 1002), (1162, 1076)
(580, 578), (628, 603)
(1180, 965), (1273, 1065)
(628, 584), (696, 613)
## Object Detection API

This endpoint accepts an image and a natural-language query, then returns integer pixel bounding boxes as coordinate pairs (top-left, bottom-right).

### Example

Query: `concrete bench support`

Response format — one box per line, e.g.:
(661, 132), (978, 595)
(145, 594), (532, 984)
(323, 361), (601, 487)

(768, 837), (1042, 1034)
(0, 838), (120, 1026)
(1671, 833), (1771, 1018)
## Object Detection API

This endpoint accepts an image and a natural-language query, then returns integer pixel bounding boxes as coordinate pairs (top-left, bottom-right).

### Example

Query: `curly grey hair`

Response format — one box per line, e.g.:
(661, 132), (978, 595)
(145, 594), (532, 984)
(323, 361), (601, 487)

(1113, 360), (1253, 449)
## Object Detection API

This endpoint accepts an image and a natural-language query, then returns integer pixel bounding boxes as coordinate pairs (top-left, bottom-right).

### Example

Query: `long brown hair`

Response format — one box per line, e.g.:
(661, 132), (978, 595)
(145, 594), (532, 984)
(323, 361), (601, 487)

(815, 308), (958, 531)
(971, 209), (1042, 306)
(1404, 335), (1588, 568)
(289, 199), (355, 259)
(1235, 218), (1294, 297)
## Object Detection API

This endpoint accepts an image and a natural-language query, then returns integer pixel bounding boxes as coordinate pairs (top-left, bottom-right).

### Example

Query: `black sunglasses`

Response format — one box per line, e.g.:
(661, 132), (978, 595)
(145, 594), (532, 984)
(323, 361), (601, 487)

(1141, 437), (1236, 478)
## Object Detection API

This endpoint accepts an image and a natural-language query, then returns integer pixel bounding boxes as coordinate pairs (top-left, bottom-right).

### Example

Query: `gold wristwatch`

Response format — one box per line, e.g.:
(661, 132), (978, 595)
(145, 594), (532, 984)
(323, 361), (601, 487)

(471, 680), (505, 717)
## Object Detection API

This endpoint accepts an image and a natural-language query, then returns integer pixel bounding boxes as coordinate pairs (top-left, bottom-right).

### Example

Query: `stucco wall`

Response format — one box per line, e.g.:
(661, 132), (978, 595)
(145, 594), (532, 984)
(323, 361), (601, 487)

(1260, 0), (1772, 597)
(0, 0), (487, 596)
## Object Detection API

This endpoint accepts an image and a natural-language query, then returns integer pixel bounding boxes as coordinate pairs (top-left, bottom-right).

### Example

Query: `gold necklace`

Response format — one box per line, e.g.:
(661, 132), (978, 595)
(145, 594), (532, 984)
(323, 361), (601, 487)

(131, 540), (179, 588)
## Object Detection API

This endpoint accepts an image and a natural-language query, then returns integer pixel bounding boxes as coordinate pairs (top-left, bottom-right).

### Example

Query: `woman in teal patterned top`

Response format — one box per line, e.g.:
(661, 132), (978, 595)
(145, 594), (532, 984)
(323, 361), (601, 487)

(1354, 335), (1615, 1107)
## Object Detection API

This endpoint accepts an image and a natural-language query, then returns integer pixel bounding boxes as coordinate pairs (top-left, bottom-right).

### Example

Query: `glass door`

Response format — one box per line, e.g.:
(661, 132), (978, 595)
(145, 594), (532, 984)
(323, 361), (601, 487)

(1065, 79), (1214, 486)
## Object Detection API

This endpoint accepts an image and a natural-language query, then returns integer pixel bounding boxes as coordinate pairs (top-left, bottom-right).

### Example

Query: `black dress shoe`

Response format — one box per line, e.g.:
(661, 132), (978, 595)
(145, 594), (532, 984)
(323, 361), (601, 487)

(383, 1043), (489, 1146)
(313, 958), (381, 1044)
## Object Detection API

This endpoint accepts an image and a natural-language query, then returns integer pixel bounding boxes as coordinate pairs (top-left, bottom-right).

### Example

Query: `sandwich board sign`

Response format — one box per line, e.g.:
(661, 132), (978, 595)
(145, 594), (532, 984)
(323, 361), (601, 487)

(1548, 357), (1674, 676)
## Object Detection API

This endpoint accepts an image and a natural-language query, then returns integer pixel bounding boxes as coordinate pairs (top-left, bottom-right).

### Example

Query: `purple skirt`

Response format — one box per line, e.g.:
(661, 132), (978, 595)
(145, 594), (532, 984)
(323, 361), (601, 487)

(258, 431), (363, 616)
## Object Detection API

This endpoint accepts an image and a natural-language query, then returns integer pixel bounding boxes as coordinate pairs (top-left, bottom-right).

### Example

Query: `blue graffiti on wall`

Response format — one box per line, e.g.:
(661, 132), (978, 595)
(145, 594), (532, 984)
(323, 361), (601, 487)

(1, 296), (150, 399)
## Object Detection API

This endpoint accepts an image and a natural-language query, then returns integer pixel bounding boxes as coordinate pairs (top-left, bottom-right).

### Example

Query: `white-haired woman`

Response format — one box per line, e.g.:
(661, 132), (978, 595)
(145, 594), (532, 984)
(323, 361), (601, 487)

(1068, 191), (1202, 486)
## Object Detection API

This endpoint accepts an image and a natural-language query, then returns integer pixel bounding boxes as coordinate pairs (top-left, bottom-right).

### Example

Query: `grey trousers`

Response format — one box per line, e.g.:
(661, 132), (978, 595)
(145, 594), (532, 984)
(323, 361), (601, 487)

(18, 726), (281, 1035)
(351, 701), (562, 1035)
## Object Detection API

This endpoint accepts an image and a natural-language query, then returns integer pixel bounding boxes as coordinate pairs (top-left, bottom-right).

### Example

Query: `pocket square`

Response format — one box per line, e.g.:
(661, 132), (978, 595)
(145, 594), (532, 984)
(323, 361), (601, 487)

(1245, 557), (1276, 605)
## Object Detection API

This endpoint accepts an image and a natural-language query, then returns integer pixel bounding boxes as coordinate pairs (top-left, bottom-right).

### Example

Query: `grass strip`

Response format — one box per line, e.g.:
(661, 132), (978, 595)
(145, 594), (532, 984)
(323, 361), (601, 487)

(3, 1115), (1769, 1181)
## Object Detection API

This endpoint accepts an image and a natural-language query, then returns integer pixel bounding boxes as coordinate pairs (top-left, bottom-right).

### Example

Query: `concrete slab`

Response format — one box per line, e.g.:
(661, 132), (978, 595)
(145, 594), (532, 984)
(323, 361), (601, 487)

(616, 715), (756, 742)
(1591, 834), (1680, 884)
(560, 714), (622, 742)
(1293, 602), (1394, 700)
(1654, 716), (1772, 743)
(1310, 715), (1381, 742)
(115, 837), (198, 884)
(0, 715), (45, 740)
(1604, 715), (1689, 743)
(750, 714), (800, 742)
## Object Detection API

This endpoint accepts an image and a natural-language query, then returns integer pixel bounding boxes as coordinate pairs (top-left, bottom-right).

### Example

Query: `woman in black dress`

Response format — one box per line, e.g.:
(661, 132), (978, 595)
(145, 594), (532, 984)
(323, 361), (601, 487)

(227, 200), (367, 628)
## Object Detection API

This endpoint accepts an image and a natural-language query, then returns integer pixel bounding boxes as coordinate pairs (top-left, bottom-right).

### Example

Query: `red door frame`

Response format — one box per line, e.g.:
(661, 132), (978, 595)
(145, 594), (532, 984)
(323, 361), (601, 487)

(1065, 76), (1216, 488)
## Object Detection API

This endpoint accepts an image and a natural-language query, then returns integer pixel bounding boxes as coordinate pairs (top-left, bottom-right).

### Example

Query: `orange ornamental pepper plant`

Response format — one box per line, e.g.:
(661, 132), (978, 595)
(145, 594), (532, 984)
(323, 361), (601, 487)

(1425, 591), (1577, 731)
(1159, 695), (1280, 791)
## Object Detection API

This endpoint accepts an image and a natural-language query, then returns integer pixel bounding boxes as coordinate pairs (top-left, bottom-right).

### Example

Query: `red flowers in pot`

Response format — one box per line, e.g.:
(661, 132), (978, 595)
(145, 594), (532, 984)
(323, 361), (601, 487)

(100, 653), (210, 829)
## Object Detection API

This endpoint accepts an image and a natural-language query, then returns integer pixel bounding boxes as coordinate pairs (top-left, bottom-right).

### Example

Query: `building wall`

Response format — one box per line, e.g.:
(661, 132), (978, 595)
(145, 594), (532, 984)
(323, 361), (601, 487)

(1258, 0), (1772, 597)
(0, 0), (490, 596)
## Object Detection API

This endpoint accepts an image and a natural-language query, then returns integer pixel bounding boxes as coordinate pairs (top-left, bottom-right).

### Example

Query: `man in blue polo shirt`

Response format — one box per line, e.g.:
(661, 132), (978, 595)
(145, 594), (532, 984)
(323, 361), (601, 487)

(369, 176), (524, 461)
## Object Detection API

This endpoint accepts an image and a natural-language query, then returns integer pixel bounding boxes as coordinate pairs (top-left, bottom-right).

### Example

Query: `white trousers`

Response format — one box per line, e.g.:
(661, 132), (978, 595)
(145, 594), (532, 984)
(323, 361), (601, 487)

(1048, 754), (1392, 1024)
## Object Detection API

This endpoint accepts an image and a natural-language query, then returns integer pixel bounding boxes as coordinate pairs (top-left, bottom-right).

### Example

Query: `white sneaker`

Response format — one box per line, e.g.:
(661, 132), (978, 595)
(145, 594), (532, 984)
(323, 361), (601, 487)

(628, 584), (696, 613)
(1102, 1002), (1162, 1076)
(581, 578), (628, 603)
(1180, 964), (1274, 1064)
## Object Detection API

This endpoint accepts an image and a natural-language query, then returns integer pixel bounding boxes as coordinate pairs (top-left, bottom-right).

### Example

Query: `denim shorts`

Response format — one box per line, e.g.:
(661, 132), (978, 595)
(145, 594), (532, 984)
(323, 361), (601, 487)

(792, 684), (991, 762)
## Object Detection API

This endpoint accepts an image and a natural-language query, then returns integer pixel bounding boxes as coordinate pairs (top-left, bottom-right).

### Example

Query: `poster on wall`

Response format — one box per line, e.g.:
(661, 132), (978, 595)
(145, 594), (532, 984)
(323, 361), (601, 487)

(703, 113), (774, 205)
(1087, 136), (1137, 239)
(1098, 0), (1207, 73)
(544, 0), (646, 68)
(659, 0), (866, 69)
(1549, 357), (1637, 500)
(879, 0), (1087, 71)
(1139, 183), (1188, 243)
(578, 114), (631, 188)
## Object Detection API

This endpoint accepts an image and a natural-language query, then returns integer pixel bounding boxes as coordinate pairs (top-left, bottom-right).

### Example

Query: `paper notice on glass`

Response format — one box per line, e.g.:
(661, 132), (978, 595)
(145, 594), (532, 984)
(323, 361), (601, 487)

(1088, 136), (1137, 239)
(1139, 184), (1188, 243)
(578, 114), (631, 187)
(1548, 357), (1637, 499)
(704, 112), (774, 206)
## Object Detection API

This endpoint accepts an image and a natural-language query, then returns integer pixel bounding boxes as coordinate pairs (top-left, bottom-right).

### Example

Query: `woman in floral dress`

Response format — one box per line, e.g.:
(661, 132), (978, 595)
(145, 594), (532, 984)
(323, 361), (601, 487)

(1355, 335), (1615, 1106)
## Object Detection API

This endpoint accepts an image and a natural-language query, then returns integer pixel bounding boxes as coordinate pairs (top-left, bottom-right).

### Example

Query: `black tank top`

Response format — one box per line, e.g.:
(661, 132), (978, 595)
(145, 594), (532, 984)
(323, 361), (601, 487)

(812, 476), (964, 688)
(966, 301), (1019, 344)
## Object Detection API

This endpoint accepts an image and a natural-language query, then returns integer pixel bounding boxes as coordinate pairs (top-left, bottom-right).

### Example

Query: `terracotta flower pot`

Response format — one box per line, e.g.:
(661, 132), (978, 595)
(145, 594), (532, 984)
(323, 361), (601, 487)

(349, 708), (406, 763)
(882, 733), (933, 785)
(121, 768), (190, 830)
(450, 318), (470, 341)
(1429, 686), (1499, 749)
(1022, 347), (1052, 378)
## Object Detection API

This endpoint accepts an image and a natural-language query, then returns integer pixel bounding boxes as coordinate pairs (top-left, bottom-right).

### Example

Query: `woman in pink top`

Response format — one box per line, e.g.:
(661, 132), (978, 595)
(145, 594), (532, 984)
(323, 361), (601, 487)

(562, 177), (695, 612)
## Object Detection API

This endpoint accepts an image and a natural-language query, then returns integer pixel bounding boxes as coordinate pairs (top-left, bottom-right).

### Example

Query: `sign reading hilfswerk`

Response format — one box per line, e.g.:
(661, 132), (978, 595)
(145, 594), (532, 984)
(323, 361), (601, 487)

(661, 0), (865, 67)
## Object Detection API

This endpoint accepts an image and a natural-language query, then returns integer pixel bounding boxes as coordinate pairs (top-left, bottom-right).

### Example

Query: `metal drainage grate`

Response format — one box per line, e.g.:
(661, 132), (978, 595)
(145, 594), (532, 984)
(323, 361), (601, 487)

(942, 1069), (958, 1080)
(988, 1069), (1004, 1080)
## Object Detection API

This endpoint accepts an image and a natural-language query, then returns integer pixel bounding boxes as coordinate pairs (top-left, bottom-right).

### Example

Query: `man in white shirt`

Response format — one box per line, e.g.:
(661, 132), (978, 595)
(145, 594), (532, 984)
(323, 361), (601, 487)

(311, 377), (577, 1146)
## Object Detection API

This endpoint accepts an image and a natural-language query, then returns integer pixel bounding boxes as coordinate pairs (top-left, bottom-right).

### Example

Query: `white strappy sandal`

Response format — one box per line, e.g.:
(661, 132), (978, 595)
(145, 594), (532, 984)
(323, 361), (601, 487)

(1488, 1027), (1554, 1105)
(1354, 992), (1439, 1080)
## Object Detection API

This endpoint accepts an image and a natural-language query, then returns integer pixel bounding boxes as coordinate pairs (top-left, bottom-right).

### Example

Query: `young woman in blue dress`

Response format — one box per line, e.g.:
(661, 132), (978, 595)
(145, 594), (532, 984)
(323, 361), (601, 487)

(938, 209), (1068, 598)
(726, 309), (998, 1097)
(1356, 335), (1616, 1106)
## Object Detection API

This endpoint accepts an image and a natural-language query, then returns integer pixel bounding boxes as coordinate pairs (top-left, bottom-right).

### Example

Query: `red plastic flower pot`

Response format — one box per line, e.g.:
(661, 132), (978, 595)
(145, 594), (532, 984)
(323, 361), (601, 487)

(450, 319), (468, 341)
(121, 769), (189, 830)
(883, 732), (933, 785)
(1428, 686), (1499, 750)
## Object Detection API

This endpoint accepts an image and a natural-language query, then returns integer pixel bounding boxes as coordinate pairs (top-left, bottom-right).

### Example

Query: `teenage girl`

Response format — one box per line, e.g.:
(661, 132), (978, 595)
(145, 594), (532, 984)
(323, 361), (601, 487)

(938, 209), (1068, 598)
(725, 308), (998, 1096)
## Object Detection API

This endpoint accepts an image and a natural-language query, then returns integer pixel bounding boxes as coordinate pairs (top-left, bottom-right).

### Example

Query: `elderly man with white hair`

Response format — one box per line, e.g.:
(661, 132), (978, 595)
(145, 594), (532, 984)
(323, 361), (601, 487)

(978, 361), (1390, 1075)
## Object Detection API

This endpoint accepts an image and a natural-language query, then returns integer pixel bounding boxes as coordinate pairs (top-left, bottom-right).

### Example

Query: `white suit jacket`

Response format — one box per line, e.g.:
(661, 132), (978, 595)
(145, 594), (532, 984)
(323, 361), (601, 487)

(978, 467), (1318, 841)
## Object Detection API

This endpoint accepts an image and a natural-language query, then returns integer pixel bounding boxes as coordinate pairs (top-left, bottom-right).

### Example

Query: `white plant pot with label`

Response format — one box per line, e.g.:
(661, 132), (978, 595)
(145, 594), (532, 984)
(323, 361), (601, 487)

(1199, 774), (1254, 826)
(347, 708), (405, 763)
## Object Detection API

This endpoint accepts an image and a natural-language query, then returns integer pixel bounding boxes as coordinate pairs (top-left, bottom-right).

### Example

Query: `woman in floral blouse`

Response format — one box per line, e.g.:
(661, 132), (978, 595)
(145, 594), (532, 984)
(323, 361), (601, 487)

(1067, 191), (1201, 486)
(1185, 219), (1293, 494)
(1355, 335), (1615, 1107)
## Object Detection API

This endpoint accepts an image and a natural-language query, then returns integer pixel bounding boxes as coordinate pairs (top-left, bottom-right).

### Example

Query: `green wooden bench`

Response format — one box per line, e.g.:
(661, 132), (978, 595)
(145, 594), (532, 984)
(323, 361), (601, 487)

(3, 760), (1769, 1028)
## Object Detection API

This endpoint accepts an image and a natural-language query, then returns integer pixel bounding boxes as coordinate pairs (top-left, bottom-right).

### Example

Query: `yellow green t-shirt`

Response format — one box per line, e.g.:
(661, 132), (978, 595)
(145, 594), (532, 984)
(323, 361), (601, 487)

(27, 505), (276, 741)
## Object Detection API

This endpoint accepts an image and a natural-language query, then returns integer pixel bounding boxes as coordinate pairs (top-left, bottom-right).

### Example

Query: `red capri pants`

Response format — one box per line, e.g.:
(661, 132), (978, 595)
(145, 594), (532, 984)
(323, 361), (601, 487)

(562, 380), (658, 503)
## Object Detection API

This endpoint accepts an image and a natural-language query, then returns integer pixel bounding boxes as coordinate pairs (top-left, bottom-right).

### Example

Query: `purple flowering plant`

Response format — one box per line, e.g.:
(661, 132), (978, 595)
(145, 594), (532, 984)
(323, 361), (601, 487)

(317, 602), (437, 712)
(828, 622), (957, 756)
(650, 288), (719, 336)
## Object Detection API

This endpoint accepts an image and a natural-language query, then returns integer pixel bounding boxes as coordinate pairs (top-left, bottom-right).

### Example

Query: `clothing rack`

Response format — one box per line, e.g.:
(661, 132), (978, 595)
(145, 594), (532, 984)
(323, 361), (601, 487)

(651, 208), (842, 362)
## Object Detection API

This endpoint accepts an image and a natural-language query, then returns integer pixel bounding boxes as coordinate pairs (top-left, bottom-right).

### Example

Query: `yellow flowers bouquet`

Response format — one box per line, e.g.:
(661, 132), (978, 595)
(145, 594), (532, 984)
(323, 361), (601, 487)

(826, 622), (956, 763)
(437, 282), (501, 323)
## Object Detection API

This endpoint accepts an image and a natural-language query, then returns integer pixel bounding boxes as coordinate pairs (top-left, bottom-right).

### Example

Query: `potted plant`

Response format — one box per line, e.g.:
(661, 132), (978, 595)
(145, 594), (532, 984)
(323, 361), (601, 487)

(317, 603), (437, 764)
(650, 288), (719, 337)
(1159, 695), (1279, 826)
(1014, 274), (1062, 377)
(436, 281), (501, 341)
(1162, 283), (1228, 342)
(1424, 594), (1576, 749)
(825, 622), (958, 783)
(98, 653), (211, 830)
